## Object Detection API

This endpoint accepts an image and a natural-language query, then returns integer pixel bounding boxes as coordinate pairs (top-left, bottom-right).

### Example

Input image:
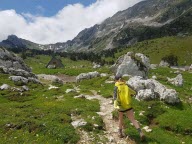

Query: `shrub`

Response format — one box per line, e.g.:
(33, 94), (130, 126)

(162, 54), (178, 66)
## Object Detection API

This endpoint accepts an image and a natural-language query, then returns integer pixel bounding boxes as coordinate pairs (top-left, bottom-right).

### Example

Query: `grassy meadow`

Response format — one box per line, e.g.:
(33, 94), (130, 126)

(1, 35), (192, 143)
(105, 36), (192, 66)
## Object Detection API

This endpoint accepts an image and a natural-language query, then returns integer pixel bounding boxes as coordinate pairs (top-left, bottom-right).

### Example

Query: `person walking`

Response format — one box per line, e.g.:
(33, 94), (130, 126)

(113, 75), (144, 140)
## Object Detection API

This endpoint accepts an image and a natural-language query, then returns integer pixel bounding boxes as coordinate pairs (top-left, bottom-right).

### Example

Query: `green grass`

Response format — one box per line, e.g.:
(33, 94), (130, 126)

(0, 73), (105, 143)
(78, 77), (114, 98)
(24, 55), (94, 75)
(1, 54), (192, 143)
(106, 36), (192, 65)
(24, 55), (112, 76)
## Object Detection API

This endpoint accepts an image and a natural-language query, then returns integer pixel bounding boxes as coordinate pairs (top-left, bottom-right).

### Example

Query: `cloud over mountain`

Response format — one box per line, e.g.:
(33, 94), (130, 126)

(0, 0), (142, 44)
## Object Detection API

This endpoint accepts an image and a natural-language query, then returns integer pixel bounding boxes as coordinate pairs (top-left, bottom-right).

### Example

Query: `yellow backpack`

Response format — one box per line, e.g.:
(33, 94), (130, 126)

(114, 82), (135, 111)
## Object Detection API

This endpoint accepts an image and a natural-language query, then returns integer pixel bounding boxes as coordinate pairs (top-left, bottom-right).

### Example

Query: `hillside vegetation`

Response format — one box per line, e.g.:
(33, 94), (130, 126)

(104, 36), (192, 65)
(0, 54), (192, 143)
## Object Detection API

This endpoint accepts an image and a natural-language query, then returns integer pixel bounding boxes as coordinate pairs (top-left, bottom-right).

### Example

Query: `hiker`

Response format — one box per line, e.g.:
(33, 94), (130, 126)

(113, 75), (144, 140)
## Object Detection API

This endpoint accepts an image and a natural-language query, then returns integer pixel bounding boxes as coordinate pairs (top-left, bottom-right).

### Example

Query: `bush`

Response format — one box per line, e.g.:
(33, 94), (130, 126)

(162, 54), (178, 66)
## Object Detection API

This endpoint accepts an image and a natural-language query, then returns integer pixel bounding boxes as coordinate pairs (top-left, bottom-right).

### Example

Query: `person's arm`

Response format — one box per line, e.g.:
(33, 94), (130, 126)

(113, 86), (118, 100)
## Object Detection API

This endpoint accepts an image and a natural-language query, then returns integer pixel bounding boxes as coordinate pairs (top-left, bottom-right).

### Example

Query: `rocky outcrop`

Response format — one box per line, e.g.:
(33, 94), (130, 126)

(0, 47), (39, 84)
(111, 52), (150, 78)
(76, 71), (100, 82)
(0, 48), (30, 71)
(167, 74), (183, 87)
(127, 76), (180, 104)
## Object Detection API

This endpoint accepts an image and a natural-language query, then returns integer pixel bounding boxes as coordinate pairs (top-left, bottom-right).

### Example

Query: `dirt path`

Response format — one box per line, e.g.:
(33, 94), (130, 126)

(56, 74), (76, 83)
(84, 90), (136, 144)
(43, 74), (136, 143)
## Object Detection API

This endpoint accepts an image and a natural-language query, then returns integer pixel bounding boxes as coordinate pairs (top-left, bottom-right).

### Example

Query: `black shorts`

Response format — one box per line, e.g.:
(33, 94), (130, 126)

(118, 108), (133, 112)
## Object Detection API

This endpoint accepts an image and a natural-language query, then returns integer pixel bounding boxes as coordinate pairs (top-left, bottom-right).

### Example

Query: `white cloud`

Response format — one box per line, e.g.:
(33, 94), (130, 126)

(0, 0), (142, 44)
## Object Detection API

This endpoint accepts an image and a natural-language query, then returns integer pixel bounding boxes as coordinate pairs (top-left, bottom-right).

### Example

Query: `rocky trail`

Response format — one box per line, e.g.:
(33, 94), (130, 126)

(40, 74), (137, 143)
(76, 90), (136, 144)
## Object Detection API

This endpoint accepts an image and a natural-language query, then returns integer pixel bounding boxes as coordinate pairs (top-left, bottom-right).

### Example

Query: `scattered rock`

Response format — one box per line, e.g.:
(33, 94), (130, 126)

(93, 62), (101, 69)
(0, 84), (10, 90)
(11, 87), (23, 92)
(55, 95), (64, 101)
(105, 80), (114, 84)
(139, 111), (145, 116)
(100, 73), (108, 77)
(22, 85), (29, 91)
(48, 85), (59, 90)
(174, 70), (180, 74)
(142, 126), (152, 132)
(109, 75), (115, 80)
(71, 118), (87, 128)
(76, 71), (100, 82)
(159, 60), (170, 67)
(65, 89), (76, 93)
(189, 64), (192, 70)
(167, 74), (183, 86)
(150, 64), (158, 69)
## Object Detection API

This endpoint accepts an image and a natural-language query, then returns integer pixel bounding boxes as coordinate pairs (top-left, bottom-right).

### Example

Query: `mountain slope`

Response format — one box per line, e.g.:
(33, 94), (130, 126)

(48, 0), (192, 52)
(0, 0), (192, 53)
(0, 35), (43, 50)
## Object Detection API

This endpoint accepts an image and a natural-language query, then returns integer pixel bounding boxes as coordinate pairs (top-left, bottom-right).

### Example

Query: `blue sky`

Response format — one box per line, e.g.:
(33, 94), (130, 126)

(0, 0), (96, 16)
(0, 0), (142, 44)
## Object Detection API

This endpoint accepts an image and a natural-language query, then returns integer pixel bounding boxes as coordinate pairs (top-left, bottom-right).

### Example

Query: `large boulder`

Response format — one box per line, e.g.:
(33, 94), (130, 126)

(0, 47), (39, 84)
(0, 47), (31, 72)
(76, 71), (100, 82)
(127, 76), (180, 104)
(111, 52), (150, 78)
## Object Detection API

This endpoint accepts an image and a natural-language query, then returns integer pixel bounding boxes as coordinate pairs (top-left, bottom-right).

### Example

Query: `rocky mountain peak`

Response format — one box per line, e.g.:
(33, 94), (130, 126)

(0, 35), (26, 49)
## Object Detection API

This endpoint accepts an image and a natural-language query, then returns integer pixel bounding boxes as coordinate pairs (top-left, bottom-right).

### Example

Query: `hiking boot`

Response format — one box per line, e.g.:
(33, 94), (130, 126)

(118, 129), (124, 138)
(140, 132), (145, 141)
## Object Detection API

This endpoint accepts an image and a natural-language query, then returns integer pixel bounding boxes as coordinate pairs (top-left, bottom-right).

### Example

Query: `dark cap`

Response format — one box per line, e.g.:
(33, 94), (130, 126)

(115, 74), (122, 80)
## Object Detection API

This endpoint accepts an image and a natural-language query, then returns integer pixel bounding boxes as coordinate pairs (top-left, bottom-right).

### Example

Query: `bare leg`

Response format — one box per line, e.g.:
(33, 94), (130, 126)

(126, 109), (140, 129)
(118, 111), (124, 138)
(118, 111), (124, 130)
(126, 109), (145, 140)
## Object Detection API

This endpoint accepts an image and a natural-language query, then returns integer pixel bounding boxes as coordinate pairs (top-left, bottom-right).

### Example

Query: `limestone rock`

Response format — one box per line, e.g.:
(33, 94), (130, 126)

(159, 60), (170, 67)
(111, 52), (150, 78)
(22, 85), (29, 91)
(167, 74), (183, 86)
(136, 89), (156, 100)
(127, 76), (180, 104)
(71, 119), (87, 128)
(76, 71), (100, 82)
(66, 89), (76, 93)
(150, 64), (158, 69)
(9, 76), (28, 84)
(0, 84), (10, 90)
